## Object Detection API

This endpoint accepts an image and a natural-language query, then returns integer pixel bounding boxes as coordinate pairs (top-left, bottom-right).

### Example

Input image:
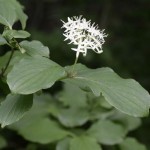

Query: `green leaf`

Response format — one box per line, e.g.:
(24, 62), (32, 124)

(0, 0), (17, 29)
(119, 138), (147, 150)
(3, 30), (30, 40)
(70, 136), (102, 150)
(8, 94), (72, 144)
(7, 56), (66, 94)
(9, 94), (53, 130)
(0, 135), (7, 149)
(87, 120), (126, 145)
(57, 107), (89, 127)
(0, 0), (27, 29)
(16, 118), (70, 144)
(56, 138), (70, 150)
(6, 51), (27, 67)
(96, 95), (112, 109)
(9, 0), (28, 29)
(89, 105), (114, 121)
(8, 94), (71, 144)
(47, 98), (89, 127)
(0, 51), (27, 76)
(58, 83), (88, 107)
(0, 52), (11, 71)
(0, 94), (33, 127)
(121, 116), (141, 131)
(20, 40), (50, 58)
(111, 111), (141, 132)
(0, 34), (7, 45)
(63, 64), (150, 117)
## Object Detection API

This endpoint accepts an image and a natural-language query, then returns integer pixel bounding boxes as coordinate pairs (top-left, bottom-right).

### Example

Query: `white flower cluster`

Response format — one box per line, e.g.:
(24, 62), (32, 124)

(61, 16), (108, 58)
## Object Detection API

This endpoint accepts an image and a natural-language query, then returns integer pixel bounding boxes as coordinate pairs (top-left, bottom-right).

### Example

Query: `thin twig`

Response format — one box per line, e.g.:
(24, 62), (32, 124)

(0, 48), (14, 77)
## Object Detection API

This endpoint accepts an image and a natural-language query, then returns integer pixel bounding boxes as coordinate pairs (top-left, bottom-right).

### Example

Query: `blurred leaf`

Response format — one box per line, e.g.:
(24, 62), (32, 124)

(9, 94), (52, 130)
(89, 107), (114, 121)
(119, 138), (147, 150)
(16, 118), (70, 144)
(9, 95), (71, 144)
(121, 115), (141, 131)
(0, 0), (17, 28)
(111, 112), (142, 132)
(0, 135), (7, 149)
(63, 64), (150, 117)
(3, 30), (30, 40)
(7, 56), (66, 94)
(70, 136), (102, 150)
(48, 102), (61, 117)
(87, 94), (114, 120)
(48, 99), (89, 127)
(87, 120), (126, 145)
(0, 94), (33, 127)
(32, 94), (53, 115)
(0, 34), (7, 45)
(58, 83), (88, 107)
(57, 107), (89, 127)
(56, 138), (70, 150)
(20, 40), (50, 58)
(96, 95), (112, 109)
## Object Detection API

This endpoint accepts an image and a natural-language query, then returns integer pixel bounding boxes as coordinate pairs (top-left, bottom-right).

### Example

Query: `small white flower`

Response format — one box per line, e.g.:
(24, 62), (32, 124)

(61, 16), (108, 58)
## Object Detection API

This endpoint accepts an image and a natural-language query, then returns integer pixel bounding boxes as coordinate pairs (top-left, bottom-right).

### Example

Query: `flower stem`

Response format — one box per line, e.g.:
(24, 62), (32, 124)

(71, 55), (79, 74)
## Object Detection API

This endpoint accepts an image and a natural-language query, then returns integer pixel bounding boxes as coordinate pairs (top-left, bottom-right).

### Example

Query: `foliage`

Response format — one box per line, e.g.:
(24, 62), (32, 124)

(0, 0), (149, 149)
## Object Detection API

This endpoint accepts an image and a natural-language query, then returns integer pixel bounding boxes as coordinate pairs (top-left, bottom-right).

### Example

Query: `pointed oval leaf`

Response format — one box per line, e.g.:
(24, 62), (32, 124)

(3, 30), (30, 40)
(119, 138), (147, 150)
(63, 64), (150, 117)
(0, 94), (33, 127)
(20, 40), (50, 57)
(87, 120), (126, 145)
(0, 0), (17, 28)
(70, 136), (102, 150)
(0, 0), (27, 29)
(7, 57), (66, 94)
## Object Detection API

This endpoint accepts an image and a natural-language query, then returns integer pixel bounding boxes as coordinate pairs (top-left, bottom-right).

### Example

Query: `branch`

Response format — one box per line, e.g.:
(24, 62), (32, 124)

(0, 48), (14, 77)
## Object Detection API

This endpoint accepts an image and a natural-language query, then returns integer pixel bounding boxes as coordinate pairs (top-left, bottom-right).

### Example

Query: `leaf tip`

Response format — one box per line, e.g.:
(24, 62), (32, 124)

(1, 123), (6, 128)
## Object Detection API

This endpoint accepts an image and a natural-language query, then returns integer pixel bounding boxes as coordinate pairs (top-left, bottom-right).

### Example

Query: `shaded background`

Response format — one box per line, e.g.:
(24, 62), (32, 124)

(13, 0), (150, 148)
